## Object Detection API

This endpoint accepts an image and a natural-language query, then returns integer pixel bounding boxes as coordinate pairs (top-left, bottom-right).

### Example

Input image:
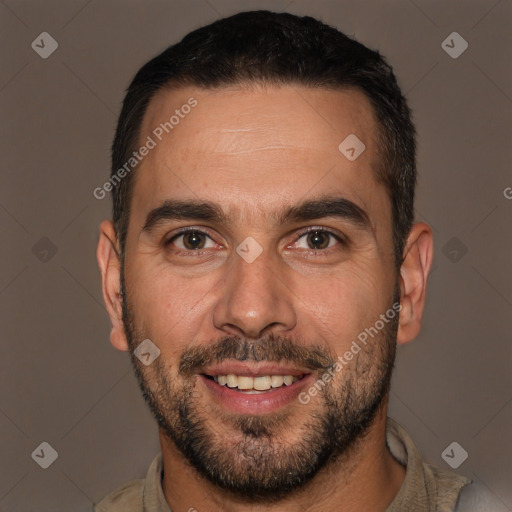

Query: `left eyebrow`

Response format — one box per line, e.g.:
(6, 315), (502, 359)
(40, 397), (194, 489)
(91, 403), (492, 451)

(141, 195), (373, 235)
(276, 196), (373, 233)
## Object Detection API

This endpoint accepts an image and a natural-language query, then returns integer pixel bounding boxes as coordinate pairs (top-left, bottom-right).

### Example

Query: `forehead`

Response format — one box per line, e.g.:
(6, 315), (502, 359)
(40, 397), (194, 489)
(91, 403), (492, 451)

(131, 84), (387, 229)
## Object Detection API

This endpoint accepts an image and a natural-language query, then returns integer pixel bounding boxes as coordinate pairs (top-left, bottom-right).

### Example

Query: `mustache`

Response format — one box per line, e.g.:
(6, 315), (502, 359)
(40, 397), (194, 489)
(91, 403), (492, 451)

(179, 333), (336, 377)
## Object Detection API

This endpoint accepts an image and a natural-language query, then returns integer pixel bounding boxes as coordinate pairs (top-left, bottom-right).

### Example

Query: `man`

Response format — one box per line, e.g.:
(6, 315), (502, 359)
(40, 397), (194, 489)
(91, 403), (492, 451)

(95, 10), (476, 512)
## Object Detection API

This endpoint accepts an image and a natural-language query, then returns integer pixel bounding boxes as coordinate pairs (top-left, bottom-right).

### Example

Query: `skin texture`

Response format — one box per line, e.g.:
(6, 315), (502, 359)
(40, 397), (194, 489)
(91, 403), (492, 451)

(97, 84), (433, 512)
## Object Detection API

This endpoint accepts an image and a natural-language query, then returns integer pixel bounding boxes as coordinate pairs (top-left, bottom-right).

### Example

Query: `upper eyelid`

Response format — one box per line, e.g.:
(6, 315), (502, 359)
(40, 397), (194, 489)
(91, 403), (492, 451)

(165, 226), (216, 243)
(294, 226), (345, 240)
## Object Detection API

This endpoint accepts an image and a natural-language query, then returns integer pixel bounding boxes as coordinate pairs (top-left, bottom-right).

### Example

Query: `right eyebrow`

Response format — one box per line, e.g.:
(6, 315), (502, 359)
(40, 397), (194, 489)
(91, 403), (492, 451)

(142, 199), (226, 234)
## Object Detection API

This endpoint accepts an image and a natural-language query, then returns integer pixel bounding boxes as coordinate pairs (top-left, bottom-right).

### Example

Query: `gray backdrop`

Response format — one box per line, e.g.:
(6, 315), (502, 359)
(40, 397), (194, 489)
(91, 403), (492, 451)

(1, 1), (511, 511)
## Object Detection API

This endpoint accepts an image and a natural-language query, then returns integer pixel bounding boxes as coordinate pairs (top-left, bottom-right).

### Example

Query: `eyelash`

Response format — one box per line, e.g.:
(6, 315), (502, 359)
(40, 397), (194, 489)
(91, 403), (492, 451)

(164, 227), (218, 256)
(164, 226), (348, 255)
(293, 226), (348, 253)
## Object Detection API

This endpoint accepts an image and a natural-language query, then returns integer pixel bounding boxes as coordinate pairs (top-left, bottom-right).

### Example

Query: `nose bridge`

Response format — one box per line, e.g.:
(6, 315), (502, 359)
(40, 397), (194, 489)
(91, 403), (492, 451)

(212, 245), (296, 338)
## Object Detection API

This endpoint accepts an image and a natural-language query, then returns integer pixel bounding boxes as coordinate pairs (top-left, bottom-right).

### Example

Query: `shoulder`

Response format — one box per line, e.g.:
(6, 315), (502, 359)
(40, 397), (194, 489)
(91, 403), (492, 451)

(385, 418), (471, 511)
(93, 478), (144, 512)
(455, 479), (507, 512)
(422, 462), (471, 511)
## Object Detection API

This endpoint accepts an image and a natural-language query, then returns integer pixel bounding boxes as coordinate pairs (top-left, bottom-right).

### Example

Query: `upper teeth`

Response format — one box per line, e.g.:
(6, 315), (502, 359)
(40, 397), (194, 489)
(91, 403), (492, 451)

(214, 374), (300, 391)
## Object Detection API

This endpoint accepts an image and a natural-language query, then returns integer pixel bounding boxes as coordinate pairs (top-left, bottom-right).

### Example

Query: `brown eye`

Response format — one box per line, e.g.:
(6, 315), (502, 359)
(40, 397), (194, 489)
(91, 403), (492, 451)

(293, 229), (345, 253)
(306, 230), (331, 250)
(167, 230), (216, 251)
(182, 231), (207, 250)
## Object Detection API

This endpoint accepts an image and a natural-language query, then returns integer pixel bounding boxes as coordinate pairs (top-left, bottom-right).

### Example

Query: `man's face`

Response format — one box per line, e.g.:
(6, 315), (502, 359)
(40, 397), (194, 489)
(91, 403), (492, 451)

(121, 85), (398, 499)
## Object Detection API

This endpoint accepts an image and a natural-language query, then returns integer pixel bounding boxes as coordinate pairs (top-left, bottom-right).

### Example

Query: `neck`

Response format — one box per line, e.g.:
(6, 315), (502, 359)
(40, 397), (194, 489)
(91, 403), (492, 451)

(160, 402), (405, 512)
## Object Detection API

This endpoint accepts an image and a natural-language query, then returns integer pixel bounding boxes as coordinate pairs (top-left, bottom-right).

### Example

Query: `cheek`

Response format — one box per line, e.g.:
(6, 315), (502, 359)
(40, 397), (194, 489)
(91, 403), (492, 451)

(291, 261), (391, 352)
(125, 260), (216, 354)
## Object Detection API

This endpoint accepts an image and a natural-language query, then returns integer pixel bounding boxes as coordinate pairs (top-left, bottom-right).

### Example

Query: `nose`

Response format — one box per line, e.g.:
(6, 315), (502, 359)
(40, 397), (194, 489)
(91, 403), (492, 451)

(212, 247), (297, 339)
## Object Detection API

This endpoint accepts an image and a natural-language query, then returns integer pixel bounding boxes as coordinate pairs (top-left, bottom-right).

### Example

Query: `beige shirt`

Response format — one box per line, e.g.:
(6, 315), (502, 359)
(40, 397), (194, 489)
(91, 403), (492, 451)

(94, 418), (472, 512)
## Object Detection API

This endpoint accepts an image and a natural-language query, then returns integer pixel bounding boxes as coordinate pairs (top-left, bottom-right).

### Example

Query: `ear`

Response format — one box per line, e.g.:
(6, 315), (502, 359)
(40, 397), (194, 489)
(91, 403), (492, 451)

(96, 220), (129, 351)
(397, 222), (434, 345)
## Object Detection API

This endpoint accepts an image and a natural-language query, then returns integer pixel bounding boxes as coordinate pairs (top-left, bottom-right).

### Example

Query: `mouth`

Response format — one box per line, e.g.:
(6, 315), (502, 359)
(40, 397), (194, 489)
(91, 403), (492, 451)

(199, 362), (314, 414)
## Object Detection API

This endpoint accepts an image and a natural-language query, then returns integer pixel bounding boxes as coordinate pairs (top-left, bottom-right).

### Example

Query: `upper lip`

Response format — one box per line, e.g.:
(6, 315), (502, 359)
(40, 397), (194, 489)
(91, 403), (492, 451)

(202, 361), (310, 378)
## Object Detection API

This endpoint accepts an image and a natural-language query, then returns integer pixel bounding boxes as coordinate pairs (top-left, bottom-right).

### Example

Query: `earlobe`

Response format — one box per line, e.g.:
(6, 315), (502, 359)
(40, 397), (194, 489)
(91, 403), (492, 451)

(396, 222), (434, 345)
(96, 220), (129, 352)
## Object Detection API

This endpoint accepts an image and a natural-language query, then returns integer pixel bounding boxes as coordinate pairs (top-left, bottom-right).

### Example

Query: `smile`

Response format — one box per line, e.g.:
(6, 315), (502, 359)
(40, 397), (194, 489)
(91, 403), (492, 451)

(199, 363), (314, 414)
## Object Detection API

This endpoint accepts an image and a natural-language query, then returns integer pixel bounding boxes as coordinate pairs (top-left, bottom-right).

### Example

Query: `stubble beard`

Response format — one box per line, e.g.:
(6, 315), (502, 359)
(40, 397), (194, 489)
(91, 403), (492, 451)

(121, 272), (399, 503)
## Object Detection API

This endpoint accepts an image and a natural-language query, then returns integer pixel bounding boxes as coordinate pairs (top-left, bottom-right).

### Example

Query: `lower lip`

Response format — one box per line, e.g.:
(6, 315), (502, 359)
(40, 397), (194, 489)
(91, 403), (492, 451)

(199, 374), (314, 415)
